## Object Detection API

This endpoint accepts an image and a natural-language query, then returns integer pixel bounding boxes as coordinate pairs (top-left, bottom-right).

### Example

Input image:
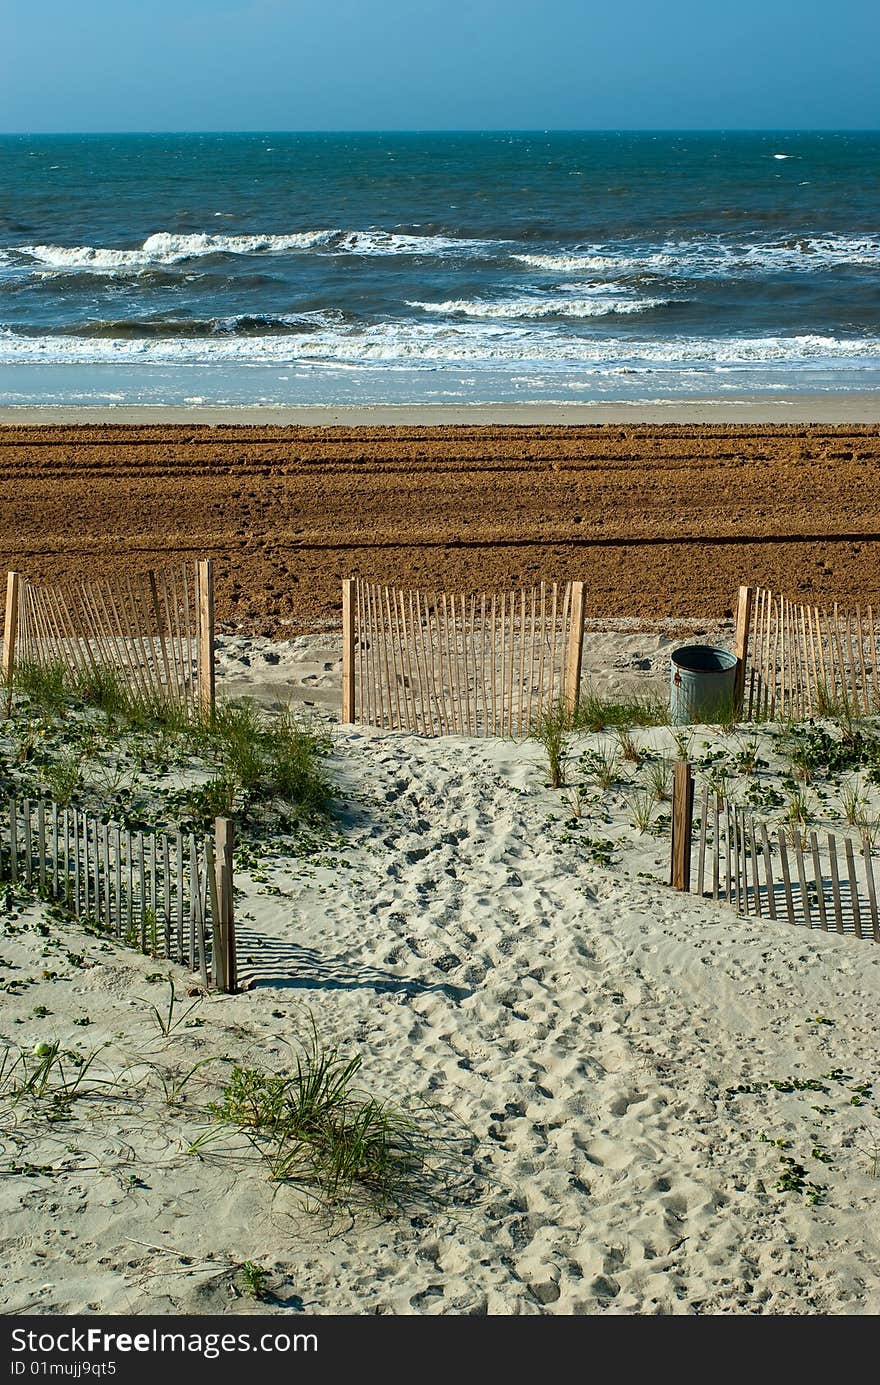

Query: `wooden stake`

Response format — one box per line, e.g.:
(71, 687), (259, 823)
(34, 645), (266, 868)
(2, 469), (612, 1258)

(22, 800), (32, 887)
(175, 831), (185, 962)
(341, 577), (356, 723)
(72, 809), (82, 918)
(761, 823), (777, 920)
(2, 571), (20, 690)
(855, 606), (870, 717)
(868, 604), (880, 713)
(697, 784), (709, 895)
(489, 592), (498, 734)
(794, 834), (812, 929)
(412, 588), (434, 736)
(731, 804), (741, 911)
(777, 830), (795, 925)
(37, 801), (46, 895)
(769, 594), (780, 719)
(828, 833), (844, 934)
(810, 831), (827, 931)
(138, 831), (146, 951)
(147, 571), (173, 700)
(214, 817), (237, 993)
(197, 559), (216, 721)
(733, 585), (753, 716)
(844, 837), (863, 939)
(670, 760), (694, 891)
(517, 589), (527, 736)
(102, 824), (111, 932)
(548, 583), (559, 711)
(398, 588), (419, 734)
(565, 580), (586, 715)
(9, 798), (18, 883)
(750, 818), (761, 918)
(196, 849), (210, 991)
(861, 832), (878, 942)
(536, 582), (547, 723)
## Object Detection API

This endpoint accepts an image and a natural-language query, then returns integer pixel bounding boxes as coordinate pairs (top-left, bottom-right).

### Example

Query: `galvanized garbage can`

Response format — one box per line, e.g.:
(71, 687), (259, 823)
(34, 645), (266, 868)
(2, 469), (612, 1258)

(669, 645), (737, 725)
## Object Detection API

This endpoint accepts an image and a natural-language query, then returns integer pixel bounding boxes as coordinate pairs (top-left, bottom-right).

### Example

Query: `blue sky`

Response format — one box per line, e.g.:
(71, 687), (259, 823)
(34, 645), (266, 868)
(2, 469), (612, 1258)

(3, 0), (878, 132)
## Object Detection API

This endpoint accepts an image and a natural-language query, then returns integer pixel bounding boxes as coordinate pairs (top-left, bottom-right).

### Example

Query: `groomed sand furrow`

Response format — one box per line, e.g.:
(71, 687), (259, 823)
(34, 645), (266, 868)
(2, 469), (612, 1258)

(2, 424), (880, 632)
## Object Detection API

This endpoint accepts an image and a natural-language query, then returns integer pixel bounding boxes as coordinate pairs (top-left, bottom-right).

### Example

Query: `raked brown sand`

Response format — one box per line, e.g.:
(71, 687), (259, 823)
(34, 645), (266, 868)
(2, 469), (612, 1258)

(1, 423), (879, 635)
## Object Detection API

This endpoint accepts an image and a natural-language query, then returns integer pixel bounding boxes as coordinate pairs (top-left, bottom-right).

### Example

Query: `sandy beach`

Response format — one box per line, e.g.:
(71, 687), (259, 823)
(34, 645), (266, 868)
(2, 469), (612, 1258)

(1, 631), (879, 1316)
(2, 418), (880, 1317)
(2, 421), (880, 635)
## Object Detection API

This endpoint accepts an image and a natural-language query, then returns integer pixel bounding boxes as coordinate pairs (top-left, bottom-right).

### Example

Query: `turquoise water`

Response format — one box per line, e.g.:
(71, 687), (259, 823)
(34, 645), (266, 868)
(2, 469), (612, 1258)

(1, 131), (879, 405)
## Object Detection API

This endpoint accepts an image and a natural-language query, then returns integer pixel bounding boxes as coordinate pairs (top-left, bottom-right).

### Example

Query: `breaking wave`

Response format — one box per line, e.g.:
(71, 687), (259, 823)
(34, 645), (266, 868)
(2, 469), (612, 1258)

(514, 235), (880, 279)
(407, 295), (671, 318)
(13, 228), (498, 274)
(2, 323), (879, 369)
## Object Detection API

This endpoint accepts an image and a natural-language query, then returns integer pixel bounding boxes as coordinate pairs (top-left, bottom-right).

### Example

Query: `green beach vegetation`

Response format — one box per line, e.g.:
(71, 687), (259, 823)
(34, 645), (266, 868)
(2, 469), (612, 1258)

(2, 659), (336, 861)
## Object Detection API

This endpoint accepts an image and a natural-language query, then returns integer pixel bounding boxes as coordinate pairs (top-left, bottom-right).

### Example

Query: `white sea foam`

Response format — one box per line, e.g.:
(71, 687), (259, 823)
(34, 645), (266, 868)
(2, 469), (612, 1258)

(513, 235), (880, 279)
(513, 251), (676, 274)
(407, 295), (670, 318)
(2, 324), (879, 369)
(328, 230), (494, 256)
(737, 235), (880, 270)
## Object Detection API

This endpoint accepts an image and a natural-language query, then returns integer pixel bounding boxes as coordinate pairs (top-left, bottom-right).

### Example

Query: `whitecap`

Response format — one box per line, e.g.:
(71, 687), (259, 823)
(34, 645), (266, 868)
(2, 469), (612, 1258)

(17, 230), (337, 272)
(13, 227), (497, 274)
(513, 234), (880, 280)
(327, 230), (495, 256)
(407, 295), (670, 319)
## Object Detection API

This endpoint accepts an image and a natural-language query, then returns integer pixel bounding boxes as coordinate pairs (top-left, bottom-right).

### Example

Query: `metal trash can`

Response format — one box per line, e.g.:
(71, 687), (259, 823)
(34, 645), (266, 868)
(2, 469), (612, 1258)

(669, 645), (737, 725)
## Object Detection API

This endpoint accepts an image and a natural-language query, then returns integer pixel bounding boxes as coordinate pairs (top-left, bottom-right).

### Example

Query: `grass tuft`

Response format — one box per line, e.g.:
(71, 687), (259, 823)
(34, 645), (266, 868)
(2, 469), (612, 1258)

(572, 686), (667, 733)
(209, 1024), (432, 1212)
(626, 788), (657, 833)
(530, 698), (573, 789)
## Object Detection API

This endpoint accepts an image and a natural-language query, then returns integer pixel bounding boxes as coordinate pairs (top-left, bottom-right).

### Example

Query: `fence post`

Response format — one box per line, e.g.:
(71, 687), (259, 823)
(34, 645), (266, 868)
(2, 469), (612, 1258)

(733, 584), (753, 717)
(670, 759), (694, 891)
(214, 816), (236, 993)
(197, 559), (216, 721)
(3, 571), (20, 692)
(565, 580), (586, 713)
(342, 577), (356, 723)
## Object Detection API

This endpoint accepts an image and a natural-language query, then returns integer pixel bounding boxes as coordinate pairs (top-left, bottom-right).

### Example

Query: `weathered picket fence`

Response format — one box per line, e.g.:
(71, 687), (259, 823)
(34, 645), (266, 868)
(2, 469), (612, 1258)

(3, 561), (216, 719)
(341, 577), (585, 736)
(734, 584), (880, 722)
(0, 798), (237, 990)
(670, 762), (879, 943)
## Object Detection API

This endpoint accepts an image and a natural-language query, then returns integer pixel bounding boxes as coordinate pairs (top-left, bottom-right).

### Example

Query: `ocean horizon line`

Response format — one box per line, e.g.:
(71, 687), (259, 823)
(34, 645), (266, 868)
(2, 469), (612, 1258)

(3, 126), (880, 138)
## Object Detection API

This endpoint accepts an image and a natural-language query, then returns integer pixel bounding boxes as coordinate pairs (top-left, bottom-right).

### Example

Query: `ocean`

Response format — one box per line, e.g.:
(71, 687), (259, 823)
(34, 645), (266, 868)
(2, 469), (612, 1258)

(1, 130), (879, 407)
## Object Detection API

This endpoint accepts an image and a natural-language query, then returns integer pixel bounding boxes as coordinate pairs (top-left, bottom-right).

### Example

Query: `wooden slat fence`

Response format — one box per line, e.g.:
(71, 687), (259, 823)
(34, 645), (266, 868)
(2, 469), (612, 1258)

(3, 560), (215, 719)
(671, 765), (879, 943)
(0, 798), (237, 989)
(342, 577), (585, 736)
(737, 585), (880, 722)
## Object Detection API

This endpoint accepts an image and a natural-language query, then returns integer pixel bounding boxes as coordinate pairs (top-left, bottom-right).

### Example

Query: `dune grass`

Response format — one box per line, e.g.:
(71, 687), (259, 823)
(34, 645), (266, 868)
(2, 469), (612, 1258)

(6, 658), (334, 835)
(530, 699), (572, 789)
(572, 685), (668, 733)
(208, 1024), (435, 1212)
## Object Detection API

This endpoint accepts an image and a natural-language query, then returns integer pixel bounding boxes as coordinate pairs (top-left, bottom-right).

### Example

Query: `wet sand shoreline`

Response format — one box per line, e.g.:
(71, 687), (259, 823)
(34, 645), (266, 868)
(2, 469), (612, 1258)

(3, 393), (880, 426)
